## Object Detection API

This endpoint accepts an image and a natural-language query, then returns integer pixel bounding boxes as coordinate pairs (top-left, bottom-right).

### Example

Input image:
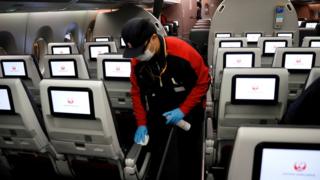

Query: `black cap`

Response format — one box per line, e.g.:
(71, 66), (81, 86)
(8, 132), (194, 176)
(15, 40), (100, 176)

(121, 18), (157, 58)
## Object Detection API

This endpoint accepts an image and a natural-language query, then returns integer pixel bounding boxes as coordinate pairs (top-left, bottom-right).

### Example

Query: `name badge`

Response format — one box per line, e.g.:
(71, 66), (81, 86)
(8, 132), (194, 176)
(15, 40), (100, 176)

(174, 86), (186, 92)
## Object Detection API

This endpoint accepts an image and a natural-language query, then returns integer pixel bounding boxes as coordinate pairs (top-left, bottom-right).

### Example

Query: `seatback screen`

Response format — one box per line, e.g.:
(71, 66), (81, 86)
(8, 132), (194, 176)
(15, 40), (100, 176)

(252, 142), (320, 180)
(103, 59), (131, 80)
(306, 22), (317, 29)
(1, 60), (27, 78)
(310, 40), (320, 47)
(95, 37), (111, 42)
(224, 52), (255, 68)
(231, 75), (279, 105)
(0, 86), (15, 114)
(89, 45), (110, 60)
(216, 33), (231, 38)
(49, 59), (78, 78)
(48, 87), (95, 119)
(263, 40), (287, 55)
(52, 46), (71, 55)
(120, 37), (126, 48)
(246, 33), (262, 43)
(220, 41), (242, 48)
(277, 33), (293, 38)
(283, 52), (315, 73)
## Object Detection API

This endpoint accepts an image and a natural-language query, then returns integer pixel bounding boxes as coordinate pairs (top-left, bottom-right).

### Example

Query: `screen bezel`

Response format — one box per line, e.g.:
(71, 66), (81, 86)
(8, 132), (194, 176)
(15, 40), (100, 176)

(252, 142), (320, 180)
(282, 52), (315, 73)
(0, 85), (15, 114)
(102, 59), (131, 81)
(223, 52), (255, 68)
(309, 40), (320, 47)
(215, 33), (232, 38)
(231, 74), (279, 105)
(51, 45), (72, 55)
(89, 44), (111, 61)
(219, 40), (243, 48)
(47, 86), (95, 119)
(48, 59), (78, 78)
(95, 36), (111, 42)
(245, 32), (262, 43)
(276, 32), (294, 38)
(1, 60), (28, 78)
(262, 40), (288, 56)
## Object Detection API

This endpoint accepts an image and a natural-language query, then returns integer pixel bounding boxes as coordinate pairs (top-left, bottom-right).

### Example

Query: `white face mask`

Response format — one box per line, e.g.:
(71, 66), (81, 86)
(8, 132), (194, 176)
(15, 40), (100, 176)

(136, 48), (155, 61)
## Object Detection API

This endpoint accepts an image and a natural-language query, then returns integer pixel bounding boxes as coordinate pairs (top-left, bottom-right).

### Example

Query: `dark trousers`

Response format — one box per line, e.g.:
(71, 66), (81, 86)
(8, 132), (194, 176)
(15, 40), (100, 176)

(146, 106), (204, 180)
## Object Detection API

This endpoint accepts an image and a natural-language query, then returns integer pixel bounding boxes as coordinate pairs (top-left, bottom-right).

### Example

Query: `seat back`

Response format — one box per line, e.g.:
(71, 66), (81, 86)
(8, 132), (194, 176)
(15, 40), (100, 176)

(40, 79), (124, 160)
(301, 36), (320, 47)
(0, 78), (48, 152)
(305, 67), (320, 89)
(228, 126), (320, 180)
(214, 48), (262, 101)
(83, 42), (117, 79)
(273, 47), (320, 101)
(42, 54), (89, 79)
(218, 68), (288, 140)
(211, 37), (248, 68)
(97, 54), (132, 109)
(48, 42), (79, 55)
(257, 37), (292, 67)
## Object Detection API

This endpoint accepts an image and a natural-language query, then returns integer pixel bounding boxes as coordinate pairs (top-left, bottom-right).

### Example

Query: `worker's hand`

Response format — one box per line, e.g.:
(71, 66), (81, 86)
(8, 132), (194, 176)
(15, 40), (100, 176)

(134, 125), (148, 144)
(163, 108), (185, 125)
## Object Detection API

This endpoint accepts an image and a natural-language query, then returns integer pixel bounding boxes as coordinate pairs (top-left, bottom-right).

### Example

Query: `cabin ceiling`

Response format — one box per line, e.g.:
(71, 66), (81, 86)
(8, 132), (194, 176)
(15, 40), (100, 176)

(291, 0), (320, 4)
(0, 0), (154, 13)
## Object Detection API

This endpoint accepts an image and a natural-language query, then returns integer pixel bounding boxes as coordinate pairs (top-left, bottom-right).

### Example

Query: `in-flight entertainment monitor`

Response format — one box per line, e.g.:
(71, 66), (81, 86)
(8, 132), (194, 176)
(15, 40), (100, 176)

(263, 40), (287, 56)
(252, 142), (320, 180)
(223, 52), (255, 68)
(231, 75), (279, 105)
(305, 22), (318, 29)
(95, 36), (111, 42)
(0, 85), (15, 114)
(276, 32), (293, 38)
(282, 52), (315, 73)
(52, 46), (72, 55)
(48, 87), (95, 119)
(89, 44), (110, 61)
(215, 33), (232, 38)
(245, 33), (262, 43)
(219, 40), (243, 48)
(49, 59), (78, 78)
(1, 60), (27, 78)
(103, 59), (131, 80)
(120, 37), (126, 48)
(309, 40), (320, 48)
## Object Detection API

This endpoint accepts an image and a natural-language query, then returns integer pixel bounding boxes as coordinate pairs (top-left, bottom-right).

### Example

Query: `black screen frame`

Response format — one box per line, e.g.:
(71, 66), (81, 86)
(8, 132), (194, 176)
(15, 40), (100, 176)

(51, 45), (72, 55)
(252, 142), (320, 180)
(262, 40), (288, 56)
(282, 52), (315, 73)
(0, 85), (15, 114)
(223, 52), (255, 68)
(89, 44), (111, 61)
(245, 32), (262, 43)
(1, 60), (28, 79)
(48, 59), (78, 78)
(231, 74), (280, 105)
(215, 33), (232, 38)
(102, 59), (131, 81)
(309, 40), (320, 47)
(219, 40), (243, 48)
(47, 86), (95, 119)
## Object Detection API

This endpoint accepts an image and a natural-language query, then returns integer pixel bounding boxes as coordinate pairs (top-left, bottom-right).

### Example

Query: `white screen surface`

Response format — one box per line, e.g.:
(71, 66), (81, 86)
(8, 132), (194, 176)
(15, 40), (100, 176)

(52, 47), (71, 55)
(90, 46), (109, 58)
(284, 54), (314, 70)
(220, 42), (242, 47)
(0, 89), (11, 110)
(277, 33), (293, 38)
(50, 90), (91, 115)
(225, 54), (253, 68)
(104, 61), (131, 78)
(246, 33), (261, 42)
(310, 41), (320, 47)
(95, 37), (110, 42)
(2, 61), (26, 76)
(260, 148), (320, 180)
(298, 21), (302, 26)
(121, 38), (126, 47)
(216, 33), (231, 38)
(235, 78), (276, 100)
(264, 41), (287, 54)
(164, 26), (169, 32)
(50, 61), (76, 76)
(306, 23), (317, 29)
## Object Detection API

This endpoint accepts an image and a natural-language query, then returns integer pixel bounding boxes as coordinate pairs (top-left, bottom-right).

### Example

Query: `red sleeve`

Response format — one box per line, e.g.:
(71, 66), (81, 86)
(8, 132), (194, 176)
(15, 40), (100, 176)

(166, 37), (211, 115)
(130, 58), (147, 126)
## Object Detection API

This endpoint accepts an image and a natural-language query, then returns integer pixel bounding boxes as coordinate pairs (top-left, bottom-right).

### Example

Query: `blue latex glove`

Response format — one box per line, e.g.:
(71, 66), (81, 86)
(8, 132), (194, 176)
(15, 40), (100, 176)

(163, 108), (185, 125)
(134, 125), (148, 144)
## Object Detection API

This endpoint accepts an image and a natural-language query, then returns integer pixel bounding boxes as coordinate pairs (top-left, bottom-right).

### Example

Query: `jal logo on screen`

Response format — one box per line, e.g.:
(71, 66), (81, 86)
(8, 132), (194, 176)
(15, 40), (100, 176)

(11, 66), (17, 72)
(116, 66), (121, 71)
(59, 65), (67, 72)
(236, 59), (242, 64)
(294, 161), (307, 172)
(67, 97), (74, 105)
(296, 58), (302, 64)
(251, 85), (259, 91)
